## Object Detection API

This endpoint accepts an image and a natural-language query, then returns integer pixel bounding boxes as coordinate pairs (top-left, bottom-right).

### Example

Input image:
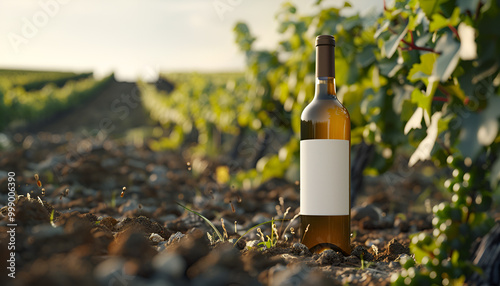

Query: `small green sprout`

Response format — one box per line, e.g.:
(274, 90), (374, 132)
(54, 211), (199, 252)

(176, 202), (224, 243)
(111, 190), (117, 208)
(50, 209), (56, 228)
(360, 253), (374, 270)
(176, 198), (298, 250)
(257, 217), (279, 249)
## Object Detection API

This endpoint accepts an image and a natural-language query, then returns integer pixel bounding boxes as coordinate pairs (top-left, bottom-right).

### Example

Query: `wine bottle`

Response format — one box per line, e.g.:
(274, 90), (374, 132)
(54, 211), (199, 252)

(300, 35), (351, 255)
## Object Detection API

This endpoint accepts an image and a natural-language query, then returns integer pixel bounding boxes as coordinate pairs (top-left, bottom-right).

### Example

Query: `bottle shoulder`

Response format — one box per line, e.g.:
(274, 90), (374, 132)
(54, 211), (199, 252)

(301, 98), (350, 121)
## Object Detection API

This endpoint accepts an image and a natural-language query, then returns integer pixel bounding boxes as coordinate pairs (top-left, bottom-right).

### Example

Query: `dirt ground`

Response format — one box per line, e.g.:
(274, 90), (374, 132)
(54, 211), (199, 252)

(0, 80), (443, 285)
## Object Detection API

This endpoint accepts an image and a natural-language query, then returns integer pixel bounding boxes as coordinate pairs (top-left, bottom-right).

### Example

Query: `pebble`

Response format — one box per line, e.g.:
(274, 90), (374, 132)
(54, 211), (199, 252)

(291, 243), (311, 256)
(246, 240), (260, 249)
(187, 244), (242, 278)
(388, 239), (408, 257)
(190, 264), (259, 286)
(395, 253), (413, 263)
(228, 238), (246, 250)
(101, 177), (118, 190)
(270, 263), (334, 286)
(192, 195), (209, 209)
(263, 202), (279, 214)
(157, 241), (168, 252)
(108, 230), (157, 260)
(118, 200), (139, 214)
(158, 214), (177, 222)
(365, 238), (383, 247)
(140, 205), (158, 214)
(28, 154), (65, 172)
(167, 231), (185, 245)
(316, 249), (343, 266)
(101, 157), (121, 168)
(94, 257), (128, 285)
(126, 185), (142, 194)
(152, 252), (186, 279)
(100, 217), (118, 230)
(344, 255), (361, 265)
(389, 261), (401, 268)
(58, 197), (71, 205)
(149, 233), (165, 243)
(127, 158), (147, 169)
(148, 165), (169, 186)
(251, 213), (270, 225)
(268, 264), (288, 284)
(150, 165), (168, 175)
(128, 172), (147, 184)
(31, 224), (65, 239)
(82, 188), (98, 197)
(351, 245), (374, 261)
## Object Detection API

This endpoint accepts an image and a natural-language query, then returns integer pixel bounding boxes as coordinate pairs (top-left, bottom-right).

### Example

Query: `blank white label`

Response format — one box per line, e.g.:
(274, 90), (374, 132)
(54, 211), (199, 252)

(300, 139), (350, 215)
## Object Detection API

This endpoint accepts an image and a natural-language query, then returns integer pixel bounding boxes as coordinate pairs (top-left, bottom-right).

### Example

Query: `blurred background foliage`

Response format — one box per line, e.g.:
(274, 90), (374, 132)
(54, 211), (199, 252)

(0, 71), (113, 131)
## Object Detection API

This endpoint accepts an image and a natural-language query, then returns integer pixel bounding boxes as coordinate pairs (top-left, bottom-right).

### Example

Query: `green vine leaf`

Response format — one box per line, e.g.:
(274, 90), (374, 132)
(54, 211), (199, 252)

(408, 53), (438, 83)
(409, 111), (442, 166)
(457, 113), (483, 160)
(374, 20), (390, 38)
(356, 46), (376, 68)
(458, 97), (500, 159)
(392, 84), (413, 114)
(429, 13), (448, 32)
(408, 10), (425, 30)
(442, 83), (466, 102)
(432, 32), (461, 82)
(430, 7), (460, 32)
(411, 88), (433, 119)
(378, 57), (403, 77)
(457, 0), (480, 14)
(383, 24), (408, 58)
(418, 0), (450, 20)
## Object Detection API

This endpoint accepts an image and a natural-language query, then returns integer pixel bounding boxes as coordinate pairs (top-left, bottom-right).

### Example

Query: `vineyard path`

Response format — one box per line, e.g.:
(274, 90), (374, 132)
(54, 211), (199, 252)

(34, 80), (155, 137)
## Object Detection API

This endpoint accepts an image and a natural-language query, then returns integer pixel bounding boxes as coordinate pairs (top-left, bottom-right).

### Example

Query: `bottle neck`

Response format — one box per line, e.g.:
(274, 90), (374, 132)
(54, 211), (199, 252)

(315, 44), (335, 78)
(314, 77), (336, 100)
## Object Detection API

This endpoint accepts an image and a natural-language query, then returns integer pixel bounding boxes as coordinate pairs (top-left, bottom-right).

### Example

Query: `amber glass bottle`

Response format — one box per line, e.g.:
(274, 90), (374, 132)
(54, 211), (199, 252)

(300, 35), (351, 255)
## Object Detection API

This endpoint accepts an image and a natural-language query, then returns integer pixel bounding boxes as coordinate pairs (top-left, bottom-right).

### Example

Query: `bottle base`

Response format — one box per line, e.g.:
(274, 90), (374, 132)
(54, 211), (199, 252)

(309, 242), (349, 256)
(300, 214), (351, 255)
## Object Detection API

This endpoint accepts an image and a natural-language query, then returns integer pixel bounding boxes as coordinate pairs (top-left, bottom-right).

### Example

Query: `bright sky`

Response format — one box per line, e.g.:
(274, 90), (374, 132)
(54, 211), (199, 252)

(0, 0), (382, 81)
